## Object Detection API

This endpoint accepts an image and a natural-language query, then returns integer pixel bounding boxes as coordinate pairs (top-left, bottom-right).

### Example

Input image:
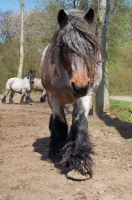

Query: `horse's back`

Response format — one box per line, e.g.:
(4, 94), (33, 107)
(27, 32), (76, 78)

(6, 78), (22, 93)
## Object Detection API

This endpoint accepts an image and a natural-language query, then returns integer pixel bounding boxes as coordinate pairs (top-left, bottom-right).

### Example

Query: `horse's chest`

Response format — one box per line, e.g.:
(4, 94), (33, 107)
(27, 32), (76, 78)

(53, 76), (70, 91)
(44, 69), (76, 103)
(51, 79), (75, 103)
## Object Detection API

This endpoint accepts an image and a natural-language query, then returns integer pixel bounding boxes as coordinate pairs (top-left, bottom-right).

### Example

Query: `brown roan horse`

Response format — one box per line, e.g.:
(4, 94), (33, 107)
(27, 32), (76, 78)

(41, 8), (102, 180)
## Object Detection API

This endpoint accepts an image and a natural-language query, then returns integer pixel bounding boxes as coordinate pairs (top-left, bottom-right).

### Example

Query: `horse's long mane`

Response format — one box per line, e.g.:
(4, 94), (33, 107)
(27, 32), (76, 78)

(51, 9), (101, 80)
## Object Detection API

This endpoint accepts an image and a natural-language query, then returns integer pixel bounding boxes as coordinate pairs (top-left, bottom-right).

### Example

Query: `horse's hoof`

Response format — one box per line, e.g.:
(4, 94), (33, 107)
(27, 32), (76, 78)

(30, 99), (33, 103)
(20, 102), (24, 105)
(67, 169), (90, 181)
(48, 152), (61, 162)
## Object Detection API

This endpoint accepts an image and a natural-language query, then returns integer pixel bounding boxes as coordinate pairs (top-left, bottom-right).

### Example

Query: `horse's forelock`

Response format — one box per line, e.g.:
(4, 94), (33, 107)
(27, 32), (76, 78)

(52, 10), (101, 79)
(24, 70), (35, 80)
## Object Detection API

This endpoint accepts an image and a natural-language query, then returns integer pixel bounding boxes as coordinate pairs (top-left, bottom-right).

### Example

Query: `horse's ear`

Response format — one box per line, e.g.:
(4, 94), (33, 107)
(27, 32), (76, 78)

(58, 9), (68, 29)
(84, 8), (94, 24)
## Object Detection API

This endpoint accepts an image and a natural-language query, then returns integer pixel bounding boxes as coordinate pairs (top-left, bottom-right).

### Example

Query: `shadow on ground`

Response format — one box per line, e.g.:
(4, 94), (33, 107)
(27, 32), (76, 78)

(97, 113), (132, 139)
(32, 136), (68, 175)
(32, 137), (50, 160)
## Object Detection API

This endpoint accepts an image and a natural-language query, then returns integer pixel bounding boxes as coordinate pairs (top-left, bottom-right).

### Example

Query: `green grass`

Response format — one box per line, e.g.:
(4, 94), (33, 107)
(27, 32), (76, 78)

(109, 99), (132, 122)
(31, 91), (42, 95)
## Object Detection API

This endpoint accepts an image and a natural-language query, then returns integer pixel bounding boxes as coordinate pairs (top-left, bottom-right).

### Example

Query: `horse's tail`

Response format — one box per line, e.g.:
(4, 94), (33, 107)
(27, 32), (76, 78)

(5, 78), (14, 90)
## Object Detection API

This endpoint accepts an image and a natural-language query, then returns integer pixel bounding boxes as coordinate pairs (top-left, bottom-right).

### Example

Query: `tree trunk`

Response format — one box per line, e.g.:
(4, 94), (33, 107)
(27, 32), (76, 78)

(78, 0), (89, 11)
(96, 0), (110, 113)
(84, 0), (88, 11)
(17, 0), (24, 78)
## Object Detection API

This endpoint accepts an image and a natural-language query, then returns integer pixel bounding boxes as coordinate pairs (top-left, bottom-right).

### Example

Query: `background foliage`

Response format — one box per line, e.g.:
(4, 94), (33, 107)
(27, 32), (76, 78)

(0, 0), (132, 95)
(108, 0), (132, 95)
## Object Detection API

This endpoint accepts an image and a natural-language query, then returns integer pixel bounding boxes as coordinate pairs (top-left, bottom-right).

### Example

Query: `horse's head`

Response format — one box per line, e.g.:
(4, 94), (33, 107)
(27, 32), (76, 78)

(60, 45), (90, 97)
(30, 70), (35, 84)
(53, 8), (100, 97)
(26, 70), (35, 84)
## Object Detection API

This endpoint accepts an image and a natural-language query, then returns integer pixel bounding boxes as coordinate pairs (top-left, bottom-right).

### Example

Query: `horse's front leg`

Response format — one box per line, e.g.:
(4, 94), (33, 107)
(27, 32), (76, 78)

(9, 91), (15, 104)
(25, 92), (31, 104)
(48, 98), (68, 162)
(61, 92), (94, 180)
(20, 91), (25, 104)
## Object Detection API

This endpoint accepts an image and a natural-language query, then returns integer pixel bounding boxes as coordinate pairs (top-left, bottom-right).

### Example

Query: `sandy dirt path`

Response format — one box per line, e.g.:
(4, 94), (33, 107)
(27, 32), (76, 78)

(110, 96), (132, 102)
(0, 95), (132, 200)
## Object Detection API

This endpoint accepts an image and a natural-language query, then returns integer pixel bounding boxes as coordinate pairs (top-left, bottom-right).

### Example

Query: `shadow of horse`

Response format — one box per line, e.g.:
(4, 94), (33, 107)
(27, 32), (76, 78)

(32, 110), (132, 179)
(32, 137), (50, 161)
(97, 113), (132, 139)
(32, 137), (68, 174)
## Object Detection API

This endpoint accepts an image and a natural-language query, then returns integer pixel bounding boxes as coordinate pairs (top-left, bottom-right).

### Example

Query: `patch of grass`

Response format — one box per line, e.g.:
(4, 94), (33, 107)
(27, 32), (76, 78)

(31, 91), (42, 95)
(109, 99), (132, 122)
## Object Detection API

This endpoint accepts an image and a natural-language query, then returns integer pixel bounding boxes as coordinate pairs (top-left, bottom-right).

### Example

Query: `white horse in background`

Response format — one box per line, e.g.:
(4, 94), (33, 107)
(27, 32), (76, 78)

(2, 70), (35, 104)
(32, 78), (46, 102)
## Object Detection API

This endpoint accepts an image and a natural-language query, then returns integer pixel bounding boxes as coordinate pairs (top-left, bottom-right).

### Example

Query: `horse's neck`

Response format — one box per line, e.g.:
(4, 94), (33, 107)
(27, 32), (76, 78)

(23, 76), (31, 84)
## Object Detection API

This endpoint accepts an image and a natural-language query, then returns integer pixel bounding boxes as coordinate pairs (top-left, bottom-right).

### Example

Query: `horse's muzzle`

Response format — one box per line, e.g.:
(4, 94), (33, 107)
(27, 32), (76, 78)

(71, 82), (89, 97)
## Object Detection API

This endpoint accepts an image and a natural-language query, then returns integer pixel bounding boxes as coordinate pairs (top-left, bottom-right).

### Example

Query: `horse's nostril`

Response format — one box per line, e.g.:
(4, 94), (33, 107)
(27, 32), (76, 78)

(72, 82), (80, 92)
(71, 82), (89, 96)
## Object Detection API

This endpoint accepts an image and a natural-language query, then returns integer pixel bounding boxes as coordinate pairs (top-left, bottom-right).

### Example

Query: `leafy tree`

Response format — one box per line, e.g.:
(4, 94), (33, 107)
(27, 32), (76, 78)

(0, 0), (132, 96)
(108, 0), (132, 95)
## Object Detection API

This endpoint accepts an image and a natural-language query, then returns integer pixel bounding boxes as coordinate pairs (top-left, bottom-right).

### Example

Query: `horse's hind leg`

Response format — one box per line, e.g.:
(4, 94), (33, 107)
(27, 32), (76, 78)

(40, 90), (46, 102)
(2, 90), (9, 104)
(48, 98), (68, 162)
(9, 91), (15, 104)
(61, 93), (94, 180)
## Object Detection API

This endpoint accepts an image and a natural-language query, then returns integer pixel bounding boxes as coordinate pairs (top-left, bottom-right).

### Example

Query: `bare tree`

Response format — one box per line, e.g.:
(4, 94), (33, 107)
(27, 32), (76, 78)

(17, 0), (47, 78)
(84, 0), (88, 11)
(78, 0), (93, 11)
(95, 0), (110, 113)
(17, 0), (24, 78)
(78, 0), (110, 113)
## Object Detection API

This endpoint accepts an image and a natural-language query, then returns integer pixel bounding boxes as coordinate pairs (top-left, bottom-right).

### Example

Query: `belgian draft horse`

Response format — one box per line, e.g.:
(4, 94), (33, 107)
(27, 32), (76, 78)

(2, 70), (35, 104)
(32, 78), (46, 102)
(41, 8), (102, 180)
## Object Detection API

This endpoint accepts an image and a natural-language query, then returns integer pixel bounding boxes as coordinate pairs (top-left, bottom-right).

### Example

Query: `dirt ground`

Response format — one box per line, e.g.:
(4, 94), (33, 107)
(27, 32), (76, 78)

(109, 96), (132, 102)
(0, 94), (132, 200)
